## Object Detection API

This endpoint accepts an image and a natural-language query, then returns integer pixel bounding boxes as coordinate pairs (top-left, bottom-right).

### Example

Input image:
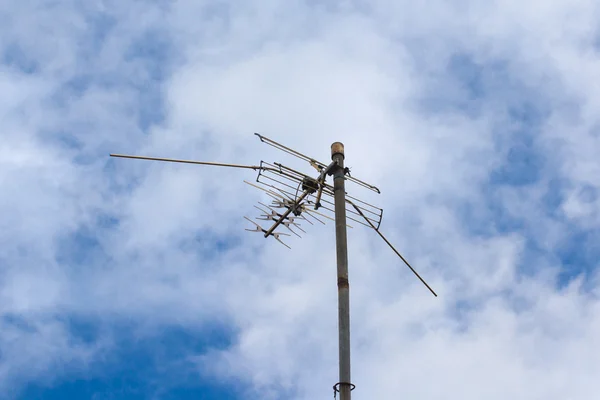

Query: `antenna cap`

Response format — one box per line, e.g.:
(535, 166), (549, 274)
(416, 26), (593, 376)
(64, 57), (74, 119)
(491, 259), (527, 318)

(331, 142), (344, 159)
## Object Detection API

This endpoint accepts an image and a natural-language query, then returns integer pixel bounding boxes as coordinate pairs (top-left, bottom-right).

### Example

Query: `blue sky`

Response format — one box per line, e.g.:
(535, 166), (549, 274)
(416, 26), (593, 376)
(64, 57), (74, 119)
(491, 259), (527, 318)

(18, 323), (239, 400)
(2, 1), (600, 399)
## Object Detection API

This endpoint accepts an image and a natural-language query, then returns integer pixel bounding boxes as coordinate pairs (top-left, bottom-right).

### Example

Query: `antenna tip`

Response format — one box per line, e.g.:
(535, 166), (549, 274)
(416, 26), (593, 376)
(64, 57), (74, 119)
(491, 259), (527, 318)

(331, 142), (344, 159)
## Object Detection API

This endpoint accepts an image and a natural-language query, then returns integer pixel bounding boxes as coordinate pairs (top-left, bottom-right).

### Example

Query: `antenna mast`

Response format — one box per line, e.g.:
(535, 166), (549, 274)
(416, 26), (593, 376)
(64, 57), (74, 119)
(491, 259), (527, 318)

(110, 133), (437, 400)
(331, 142), (353, 400)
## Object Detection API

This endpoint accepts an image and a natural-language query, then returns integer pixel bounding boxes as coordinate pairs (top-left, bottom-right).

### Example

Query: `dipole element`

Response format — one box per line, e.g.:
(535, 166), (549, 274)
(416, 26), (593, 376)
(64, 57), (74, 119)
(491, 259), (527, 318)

(331, 142), (353, 400)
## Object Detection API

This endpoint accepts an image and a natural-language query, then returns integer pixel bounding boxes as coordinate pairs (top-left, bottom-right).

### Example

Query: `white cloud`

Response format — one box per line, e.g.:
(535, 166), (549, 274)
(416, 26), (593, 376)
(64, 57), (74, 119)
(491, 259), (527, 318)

(1, 0), (600, 398)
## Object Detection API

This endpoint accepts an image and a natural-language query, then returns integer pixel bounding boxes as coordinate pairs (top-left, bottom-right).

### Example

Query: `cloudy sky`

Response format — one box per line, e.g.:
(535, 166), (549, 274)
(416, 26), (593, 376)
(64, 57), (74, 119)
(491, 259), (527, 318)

(2, 0), (600, 399)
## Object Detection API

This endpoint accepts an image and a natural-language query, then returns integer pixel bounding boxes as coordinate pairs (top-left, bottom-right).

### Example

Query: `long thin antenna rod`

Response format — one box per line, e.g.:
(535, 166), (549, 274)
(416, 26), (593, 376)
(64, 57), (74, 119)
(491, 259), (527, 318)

(348, 201), (438, 297)
(110, 154), (267, 171)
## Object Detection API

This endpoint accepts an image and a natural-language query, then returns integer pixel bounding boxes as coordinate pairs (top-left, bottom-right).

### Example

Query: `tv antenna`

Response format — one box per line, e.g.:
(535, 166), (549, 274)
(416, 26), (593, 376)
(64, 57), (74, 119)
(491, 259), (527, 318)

(110, 133), (437, 400)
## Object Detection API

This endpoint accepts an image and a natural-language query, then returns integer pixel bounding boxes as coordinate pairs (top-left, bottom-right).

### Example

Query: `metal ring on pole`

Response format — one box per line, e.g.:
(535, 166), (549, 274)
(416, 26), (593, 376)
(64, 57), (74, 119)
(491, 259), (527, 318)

(333, 382), (356, 398)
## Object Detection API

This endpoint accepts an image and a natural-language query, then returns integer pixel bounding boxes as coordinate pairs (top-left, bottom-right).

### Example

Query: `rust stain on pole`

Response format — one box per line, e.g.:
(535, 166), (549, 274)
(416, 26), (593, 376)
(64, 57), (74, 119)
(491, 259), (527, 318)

(337, 277), (349, 289)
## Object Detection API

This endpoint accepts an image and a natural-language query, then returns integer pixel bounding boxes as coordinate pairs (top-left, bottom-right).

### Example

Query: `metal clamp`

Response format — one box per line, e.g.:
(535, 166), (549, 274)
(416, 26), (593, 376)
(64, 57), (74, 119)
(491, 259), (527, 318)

(333, 382), (356, 398)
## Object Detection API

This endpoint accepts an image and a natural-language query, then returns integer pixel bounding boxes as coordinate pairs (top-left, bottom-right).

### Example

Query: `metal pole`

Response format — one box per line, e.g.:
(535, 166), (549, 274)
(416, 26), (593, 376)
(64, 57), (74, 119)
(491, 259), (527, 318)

(332, 142), (352, 400)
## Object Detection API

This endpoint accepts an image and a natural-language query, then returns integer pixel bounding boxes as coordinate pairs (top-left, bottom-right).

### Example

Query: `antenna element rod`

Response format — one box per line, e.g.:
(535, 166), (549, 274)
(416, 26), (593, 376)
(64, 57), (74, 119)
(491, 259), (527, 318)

(348, 201), (438, 297)
(110, 154), (264, 170)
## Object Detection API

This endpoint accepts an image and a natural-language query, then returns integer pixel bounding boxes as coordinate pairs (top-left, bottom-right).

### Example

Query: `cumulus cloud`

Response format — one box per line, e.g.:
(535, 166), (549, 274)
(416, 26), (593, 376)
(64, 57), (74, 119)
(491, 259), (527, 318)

(1, 0), (600, 399)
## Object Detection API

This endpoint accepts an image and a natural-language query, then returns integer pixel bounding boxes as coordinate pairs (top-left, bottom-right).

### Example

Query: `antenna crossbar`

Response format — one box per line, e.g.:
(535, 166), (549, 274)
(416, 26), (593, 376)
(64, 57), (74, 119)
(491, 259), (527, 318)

(266, 162), (383, 217)
(256, 163), (382, 229)
(255, 133), (381, 193)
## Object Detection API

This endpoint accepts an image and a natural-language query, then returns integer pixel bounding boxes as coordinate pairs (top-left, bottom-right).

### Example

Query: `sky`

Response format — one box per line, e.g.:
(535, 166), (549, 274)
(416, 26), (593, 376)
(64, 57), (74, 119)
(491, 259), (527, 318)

(1, 0), (600, 399)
